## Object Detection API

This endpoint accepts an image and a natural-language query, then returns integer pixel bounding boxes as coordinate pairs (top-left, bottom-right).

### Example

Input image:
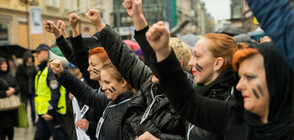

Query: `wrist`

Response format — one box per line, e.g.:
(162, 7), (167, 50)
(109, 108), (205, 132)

(132, 15), (148, 31)
(155, 47), (171, 62)
(53, 32), (62, 39)
(97, 23), (106, 32)
(72, 29), (79, 37)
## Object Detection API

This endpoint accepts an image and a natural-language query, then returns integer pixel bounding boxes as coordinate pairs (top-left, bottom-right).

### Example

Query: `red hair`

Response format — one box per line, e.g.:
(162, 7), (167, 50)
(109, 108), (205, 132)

(203, 33), (242, 71)
(88, 47), (109, 62)
(232, 48), (259, 71)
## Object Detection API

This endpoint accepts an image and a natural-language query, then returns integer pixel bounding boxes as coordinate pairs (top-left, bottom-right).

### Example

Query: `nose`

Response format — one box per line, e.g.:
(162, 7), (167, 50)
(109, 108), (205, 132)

(236, 78), (245, 91)
(102, 85), (107, 91)
(188, 57), (196, 67)
(87, 66), (91, 72)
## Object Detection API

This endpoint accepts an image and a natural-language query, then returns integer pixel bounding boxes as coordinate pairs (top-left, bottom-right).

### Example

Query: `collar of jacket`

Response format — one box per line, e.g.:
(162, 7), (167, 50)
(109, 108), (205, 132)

(112, 91), (133, 104)
(38, 61), (48, 71)
(195, 70), (237, 96)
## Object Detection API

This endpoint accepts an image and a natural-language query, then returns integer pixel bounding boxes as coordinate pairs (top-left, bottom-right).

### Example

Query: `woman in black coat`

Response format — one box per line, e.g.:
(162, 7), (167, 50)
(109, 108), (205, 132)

(15, 51), (37, 124)
(0, 57), (20, 140)
(87, 9), (190, 139)
(146, 22), (293, 140)
(50, 59), (145, 140)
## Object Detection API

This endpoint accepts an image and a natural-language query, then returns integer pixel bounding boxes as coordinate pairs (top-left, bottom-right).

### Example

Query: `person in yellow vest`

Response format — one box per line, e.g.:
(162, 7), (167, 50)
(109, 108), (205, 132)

(31, 44), (68, 140)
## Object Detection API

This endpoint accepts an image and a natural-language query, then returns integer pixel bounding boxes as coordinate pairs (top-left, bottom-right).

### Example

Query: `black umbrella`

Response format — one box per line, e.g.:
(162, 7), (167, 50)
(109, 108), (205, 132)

(216, 27), (246, 36)
(0, 44), (27, 59)
(179, 33), (200, 49)
(83, 37), (102, 49)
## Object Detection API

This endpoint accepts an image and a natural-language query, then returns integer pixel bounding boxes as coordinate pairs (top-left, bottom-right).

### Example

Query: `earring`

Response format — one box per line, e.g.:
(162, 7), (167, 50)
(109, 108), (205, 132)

(214, 68), (217, 71)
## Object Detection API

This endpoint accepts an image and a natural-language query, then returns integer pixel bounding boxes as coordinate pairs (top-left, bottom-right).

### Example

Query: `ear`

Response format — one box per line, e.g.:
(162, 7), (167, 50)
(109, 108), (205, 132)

(120, 78), (128, 88)
(179, 60), (183, 69)
(214, 57), (224, 71)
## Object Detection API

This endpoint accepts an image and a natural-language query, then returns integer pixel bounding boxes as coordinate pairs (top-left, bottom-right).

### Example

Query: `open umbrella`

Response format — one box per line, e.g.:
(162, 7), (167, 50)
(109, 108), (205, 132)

(0, 44), (27, 59)
(247, 27), (266, 42)
(216, 27), (246, 36)
(179, 33), (200, 49)
(123, 40), (140, 51)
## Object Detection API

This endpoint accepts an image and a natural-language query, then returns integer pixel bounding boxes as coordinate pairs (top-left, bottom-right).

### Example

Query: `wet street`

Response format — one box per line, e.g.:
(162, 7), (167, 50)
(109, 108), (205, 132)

(14, 126), (35, 140)
(14, 104), (36, 140)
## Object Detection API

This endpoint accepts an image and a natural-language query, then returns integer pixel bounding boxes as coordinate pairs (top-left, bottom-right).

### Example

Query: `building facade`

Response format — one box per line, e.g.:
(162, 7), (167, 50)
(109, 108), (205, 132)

(0, 0), (113, 49)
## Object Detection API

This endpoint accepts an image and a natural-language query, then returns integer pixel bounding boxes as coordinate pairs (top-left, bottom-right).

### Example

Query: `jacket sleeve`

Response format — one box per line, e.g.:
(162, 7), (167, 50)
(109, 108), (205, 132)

(134, 26), (154, 66)
(0, 90), (6, 98)
(92, 25), (151, 90)
(70, 34), (100, 89)
(246, 0), (294, 69)
(87, 121), (97, 137)
(57, 69), (109, 113)
(159, 133), (184, 140)
(150, 51), (234, 137)
(15, 65), (25, 91)
(0, 78), (8, 98)
(47, 70), (62, 116)
(55, 35), (77, 65)
(9, 74), (20, 95)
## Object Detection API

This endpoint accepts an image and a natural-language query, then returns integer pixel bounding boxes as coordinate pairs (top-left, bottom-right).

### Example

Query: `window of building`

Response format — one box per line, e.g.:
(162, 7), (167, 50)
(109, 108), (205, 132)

(0, 22), (9, 44)
(65, 0), (77, 11)
(46, 0), (60, 8)
(78, 0), (91, 13)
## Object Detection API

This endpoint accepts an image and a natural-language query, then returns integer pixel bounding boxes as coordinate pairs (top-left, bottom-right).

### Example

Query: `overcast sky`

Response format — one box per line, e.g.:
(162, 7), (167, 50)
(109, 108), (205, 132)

(202, 0), (231, 22)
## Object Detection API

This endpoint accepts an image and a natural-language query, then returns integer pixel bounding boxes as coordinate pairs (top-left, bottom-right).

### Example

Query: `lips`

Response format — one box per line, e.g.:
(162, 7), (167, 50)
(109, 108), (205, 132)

(192, 71), (197, 75)
(242, 95), (249, 100)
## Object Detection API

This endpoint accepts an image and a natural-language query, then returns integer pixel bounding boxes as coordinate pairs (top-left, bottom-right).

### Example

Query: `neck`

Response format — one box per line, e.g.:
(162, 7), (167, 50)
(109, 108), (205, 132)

(259, 111), (269, 124)
(77, 74), (82, 79)
(203, 72), (220, 85)
(26, 62), (32, 66)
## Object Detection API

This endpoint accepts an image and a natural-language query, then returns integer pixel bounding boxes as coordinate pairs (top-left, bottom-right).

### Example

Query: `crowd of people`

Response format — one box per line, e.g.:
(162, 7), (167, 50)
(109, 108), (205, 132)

(0, 0), (293, 140)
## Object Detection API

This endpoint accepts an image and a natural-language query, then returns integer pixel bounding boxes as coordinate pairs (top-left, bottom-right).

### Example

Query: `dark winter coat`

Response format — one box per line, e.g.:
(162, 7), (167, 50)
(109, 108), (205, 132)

(15, 51), (37, 96)
(185, 70), (238, 140)
(0, 57), (20, 128)
(93, 25), (186, 139)
(57, 69), (143, 140)
(150, 44), (293, 140)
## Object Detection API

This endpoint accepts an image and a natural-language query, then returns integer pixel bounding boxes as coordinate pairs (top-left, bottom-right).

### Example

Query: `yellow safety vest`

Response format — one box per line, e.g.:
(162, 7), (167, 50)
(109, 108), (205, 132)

(35, 67), (66, 115)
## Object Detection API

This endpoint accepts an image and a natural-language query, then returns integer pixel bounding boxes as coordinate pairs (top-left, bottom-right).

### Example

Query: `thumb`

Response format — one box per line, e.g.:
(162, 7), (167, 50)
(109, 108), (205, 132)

(134, 0), (142, 6)
(85, 12), (91, 20)
(57, 21), (62, 29)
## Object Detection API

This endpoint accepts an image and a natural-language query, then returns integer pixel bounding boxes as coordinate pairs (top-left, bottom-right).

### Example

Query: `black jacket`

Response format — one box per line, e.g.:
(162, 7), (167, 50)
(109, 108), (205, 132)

(150, 45), (293, 140)
(134, 26), (241, 140)
(186, 70), (238, 140)
(57, 69), (143, 140)
(93, 25), (186, 139)
(15, 51), (37, 96)
(0, 57), (20, 128)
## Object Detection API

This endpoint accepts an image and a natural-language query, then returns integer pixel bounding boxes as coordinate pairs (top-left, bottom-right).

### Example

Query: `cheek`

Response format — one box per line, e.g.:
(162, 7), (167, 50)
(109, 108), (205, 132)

(243, 98), (255, 111)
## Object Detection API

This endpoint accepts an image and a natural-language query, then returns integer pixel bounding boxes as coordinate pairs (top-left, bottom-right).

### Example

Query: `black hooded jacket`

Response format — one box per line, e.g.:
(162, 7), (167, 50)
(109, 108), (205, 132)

(0, 57), (20, 129)
(0, 57), (20, 98)
(15, 51), (37, 96)
(150, 42), (293, 140)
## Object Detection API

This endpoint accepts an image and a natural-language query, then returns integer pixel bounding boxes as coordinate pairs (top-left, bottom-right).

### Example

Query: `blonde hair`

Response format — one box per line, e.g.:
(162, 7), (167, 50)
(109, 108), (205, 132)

(102, 60), (135, 92)
(170, 38), (192, 72)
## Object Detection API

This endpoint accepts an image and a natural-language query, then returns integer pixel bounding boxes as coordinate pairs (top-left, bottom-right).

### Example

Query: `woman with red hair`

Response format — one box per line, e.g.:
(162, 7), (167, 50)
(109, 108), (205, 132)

(146, 21), (294, 139)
